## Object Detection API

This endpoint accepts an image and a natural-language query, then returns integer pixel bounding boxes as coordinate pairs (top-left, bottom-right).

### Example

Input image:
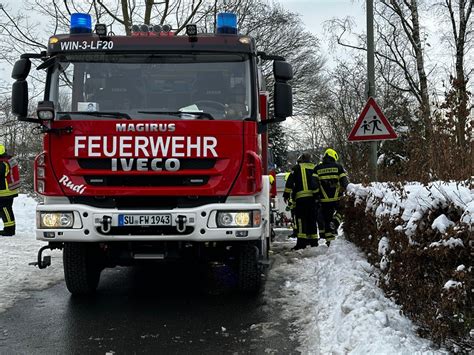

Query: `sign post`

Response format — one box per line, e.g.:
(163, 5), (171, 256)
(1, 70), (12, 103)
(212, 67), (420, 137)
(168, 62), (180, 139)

(366, 0), (377, 181)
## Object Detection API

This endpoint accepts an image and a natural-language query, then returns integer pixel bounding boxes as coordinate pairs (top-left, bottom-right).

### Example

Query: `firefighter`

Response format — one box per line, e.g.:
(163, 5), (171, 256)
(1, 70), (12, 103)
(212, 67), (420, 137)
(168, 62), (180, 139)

(314, 148), (349, 246)
(283, 153), (319, 250)
(0, 144), (19, 236)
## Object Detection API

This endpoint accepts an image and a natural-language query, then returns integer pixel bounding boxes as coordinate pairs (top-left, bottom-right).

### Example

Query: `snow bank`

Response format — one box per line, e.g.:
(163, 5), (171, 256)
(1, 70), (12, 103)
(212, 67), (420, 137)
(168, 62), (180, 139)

(266, 239), (432, 354)
(0, 194), (63, 313)
(347, 181), (473, 237)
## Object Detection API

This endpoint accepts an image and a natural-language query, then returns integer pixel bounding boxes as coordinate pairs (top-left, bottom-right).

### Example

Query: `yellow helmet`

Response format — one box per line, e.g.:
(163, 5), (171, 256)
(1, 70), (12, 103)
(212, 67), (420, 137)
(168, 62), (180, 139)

(324, 148), (339, 161)
(0, 144), (5, 155)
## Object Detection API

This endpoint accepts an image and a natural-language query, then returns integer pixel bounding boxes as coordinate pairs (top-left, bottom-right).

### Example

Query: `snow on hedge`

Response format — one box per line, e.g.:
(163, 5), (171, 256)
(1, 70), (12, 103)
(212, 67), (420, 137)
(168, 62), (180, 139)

(347, 181), (473, 238)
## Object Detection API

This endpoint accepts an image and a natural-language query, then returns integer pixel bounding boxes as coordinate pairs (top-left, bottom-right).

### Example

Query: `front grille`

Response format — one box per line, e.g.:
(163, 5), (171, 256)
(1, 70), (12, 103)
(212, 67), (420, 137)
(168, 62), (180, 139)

(85, 175), (209, 187)
(78, 158), (216, 170)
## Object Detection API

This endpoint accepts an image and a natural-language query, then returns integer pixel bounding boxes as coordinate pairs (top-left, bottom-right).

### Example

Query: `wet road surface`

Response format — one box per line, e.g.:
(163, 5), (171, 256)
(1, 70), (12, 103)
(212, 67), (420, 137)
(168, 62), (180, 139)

(0, 234), (300, 354)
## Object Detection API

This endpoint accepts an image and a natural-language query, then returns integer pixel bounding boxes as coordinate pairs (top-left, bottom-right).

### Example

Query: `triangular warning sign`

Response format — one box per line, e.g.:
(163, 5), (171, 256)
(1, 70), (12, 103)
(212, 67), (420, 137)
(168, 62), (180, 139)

(348, 97), (398, 142)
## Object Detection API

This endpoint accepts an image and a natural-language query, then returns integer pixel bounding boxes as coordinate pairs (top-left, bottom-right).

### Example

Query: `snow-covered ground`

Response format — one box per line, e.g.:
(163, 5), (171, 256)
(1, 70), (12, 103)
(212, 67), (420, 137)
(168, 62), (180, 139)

(0, 193), (458, 353)
(0, 194), (64, 313)
(268, 232), (433, 354)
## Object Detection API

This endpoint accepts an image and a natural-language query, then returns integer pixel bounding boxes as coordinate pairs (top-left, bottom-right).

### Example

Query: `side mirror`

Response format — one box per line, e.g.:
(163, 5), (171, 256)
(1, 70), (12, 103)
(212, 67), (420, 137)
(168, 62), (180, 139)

(273, 61), (293, 81)
(12, 80), (29, 118)
(12, 58), (31, 81)
(274, 82), (292, 121)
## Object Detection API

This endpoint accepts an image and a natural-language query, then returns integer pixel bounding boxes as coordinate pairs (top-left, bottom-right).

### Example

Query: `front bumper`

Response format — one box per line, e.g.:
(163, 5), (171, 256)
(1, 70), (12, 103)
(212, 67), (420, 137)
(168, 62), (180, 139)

(36, 203), (265, 242)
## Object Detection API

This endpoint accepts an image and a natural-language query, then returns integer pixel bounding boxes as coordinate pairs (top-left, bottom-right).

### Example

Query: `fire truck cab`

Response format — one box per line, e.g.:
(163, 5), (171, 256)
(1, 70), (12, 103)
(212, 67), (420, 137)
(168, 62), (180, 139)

(11, 13), (293, 295)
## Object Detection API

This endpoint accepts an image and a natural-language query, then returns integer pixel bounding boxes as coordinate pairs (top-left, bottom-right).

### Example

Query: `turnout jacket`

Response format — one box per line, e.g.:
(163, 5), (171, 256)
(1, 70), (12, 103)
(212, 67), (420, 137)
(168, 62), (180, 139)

(314, 157), (349, 203)
(0, 155), (19, 198)
(283, 163), (319, 201)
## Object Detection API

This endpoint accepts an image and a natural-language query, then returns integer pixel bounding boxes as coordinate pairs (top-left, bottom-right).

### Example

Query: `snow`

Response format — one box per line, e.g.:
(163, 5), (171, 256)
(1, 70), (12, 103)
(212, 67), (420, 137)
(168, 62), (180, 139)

(347, 181), (473, 237)
(429, 237), (464, 249)
(443, 280), (462, 290)
(267, 236), (433, 354)
(0, 194), (63, 314)
(431, 214), (455, 234)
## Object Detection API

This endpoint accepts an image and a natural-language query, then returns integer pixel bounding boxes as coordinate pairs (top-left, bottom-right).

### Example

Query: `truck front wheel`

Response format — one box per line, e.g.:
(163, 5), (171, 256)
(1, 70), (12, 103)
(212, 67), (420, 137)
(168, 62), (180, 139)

(237, 245), (261, 294)
(63, 243), (102, 296)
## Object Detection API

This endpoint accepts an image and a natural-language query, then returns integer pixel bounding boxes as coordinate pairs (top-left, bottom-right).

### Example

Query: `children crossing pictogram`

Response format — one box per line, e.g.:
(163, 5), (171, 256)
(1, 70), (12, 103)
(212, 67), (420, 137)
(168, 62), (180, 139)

(348, 97), (397, 141)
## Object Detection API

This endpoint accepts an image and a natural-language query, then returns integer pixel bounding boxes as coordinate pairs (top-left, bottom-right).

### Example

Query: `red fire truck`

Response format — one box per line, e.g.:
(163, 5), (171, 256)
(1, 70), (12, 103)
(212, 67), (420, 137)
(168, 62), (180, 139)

(11, 12), (292, 295)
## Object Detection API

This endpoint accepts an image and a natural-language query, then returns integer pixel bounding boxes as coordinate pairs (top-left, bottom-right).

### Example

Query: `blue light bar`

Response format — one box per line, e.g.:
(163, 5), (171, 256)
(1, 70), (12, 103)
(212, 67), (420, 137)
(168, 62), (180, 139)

(216, 12), (237, 34)
(70, 13), (92, 34)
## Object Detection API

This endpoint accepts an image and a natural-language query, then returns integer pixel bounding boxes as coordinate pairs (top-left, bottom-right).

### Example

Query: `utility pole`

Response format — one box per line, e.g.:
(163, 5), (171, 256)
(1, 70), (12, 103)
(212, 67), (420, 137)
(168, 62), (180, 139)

(367, 0), (377, 181)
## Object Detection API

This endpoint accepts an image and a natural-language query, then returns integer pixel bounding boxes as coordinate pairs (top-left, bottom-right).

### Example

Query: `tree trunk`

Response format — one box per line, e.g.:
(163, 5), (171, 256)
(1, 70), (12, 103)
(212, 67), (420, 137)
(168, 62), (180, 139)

(409, 0), (431, 138)
(121, 0), (131, 35)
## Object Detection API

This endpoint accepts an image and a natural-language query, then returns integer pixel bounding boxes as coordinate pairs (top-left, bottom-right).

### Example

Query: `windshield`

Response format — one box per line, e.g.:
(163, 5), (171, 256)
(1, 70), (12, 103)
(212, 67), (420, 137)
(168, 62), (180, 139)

(49, 54), (254, 121)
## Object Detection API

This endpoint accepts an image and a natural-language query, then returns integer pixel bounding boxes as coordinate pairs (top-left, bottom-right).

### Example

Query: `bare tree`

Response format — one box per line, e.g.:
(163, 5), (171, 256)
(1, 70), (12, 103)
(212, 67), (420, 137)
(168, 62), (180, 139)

(328, 1), (433, 138)
(436, 0), (473, 149)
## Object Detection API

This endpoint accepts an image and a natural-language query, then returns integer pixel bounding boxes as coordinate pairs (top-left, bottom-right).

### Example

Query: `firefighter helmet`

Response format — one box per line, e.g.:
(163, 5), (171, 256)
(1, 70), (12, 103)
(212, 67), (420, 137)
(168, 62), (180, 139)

(324, 148), (339, 161)
(0, 144), (5, 156)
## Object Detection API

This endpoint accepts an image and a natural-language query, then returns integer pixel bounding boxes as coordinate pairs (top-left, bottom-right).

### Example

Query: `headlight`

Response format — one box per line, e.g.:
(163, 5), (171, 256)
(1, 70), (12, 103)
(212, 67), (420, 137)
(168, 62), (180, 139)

(216, 210), (261, 228)
(40, 212), (74, 228)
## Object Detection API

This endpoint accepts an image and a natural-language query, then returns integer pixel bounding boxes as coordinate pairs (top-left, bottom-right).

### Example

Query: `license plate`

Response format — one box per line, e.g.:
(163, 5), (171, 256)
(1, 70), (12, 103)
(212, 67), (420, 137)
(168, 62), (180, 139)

(118, 214), (171, 226)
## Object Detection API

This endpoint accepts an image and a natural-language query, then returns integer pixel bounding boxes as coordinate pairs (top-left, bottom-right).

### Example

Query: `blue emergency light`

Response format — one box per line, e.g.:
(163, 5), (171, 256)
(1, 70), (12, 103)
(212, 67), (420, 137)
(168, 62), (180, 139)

(70, 13), (92, 34)
(216, 12), (238, 34)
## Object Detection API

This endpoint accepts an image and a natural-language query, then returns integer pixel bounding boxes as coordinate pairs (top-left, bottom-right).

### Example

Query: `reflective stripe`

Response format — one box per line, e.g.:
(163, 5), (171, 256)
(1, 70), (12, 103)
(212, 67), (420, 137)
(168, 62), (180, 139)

(4, 207), (11, 222)
(319, 178), (341, 202)
(284, 188), (292, 193)
(324, 232), (335, 240)
(308, 234), (318, 239)
(0, 189), (18, 197)
(318, 175), (340, 180)
(300, 163), (314, 192)
(295, 191), (314, 199)
(320, 196), (341, 202)
(4, 221), (15, 227)
(297, 233), (309, 238)
(316, 167), (338, 174)
(339, 172), (347, 178)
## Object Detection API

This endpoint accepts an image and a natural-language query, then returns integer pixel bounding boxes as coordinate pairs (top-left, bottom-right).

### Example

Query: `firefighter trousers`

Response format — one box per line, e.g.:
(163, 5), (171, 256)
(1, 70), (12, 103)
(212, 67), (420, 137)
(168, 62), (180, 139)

(317, 201), (341, 242)
(293, 197), (318, 249)
(0, 197), (15, 236)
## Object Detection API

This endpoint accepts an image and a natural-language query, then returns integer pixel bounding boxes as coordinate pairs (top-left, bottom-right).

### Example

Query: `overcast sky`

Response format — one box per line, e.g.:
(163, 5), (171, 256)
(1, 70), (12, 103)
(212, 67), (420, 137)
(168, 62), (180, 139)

(278, 0), (366, 68)
(279, 0), (365, 35)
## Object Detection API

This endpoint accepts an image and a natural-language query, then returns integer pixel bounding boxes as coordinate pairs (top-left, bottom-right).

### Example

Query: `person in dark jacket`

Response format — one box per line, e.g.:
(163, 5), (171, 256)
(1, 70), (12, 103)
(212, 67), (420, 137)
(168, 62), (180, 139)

(283, 153), (319, 250)
(314, 148), (349, 246)
(0, 144), (18, 236)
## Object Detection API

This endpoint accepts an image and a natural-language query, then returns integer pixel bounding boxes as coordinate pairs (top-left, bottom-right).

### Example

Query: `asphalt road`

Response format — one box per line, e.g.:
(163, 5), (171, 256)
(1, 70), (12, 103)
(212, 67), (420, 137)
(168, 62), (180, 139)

(0, 233), (299, 355)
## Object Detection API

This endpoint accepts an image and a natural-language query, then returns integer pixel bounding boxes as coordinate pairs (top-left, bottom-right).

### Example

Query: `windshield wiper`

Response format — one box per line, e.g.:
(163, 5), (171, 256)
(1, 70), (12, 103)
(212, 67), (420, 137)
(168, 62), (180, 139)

(137, 111), (215, 120)
(57, 111), (132, 120)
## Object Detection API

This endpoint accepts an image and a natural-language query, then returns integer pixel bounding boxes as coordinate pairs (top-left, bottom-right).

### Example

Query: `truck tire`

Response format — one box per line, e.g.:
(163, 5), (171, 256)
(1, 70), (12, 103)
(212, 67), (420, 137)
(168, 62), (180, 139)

(63, 243), (102, 296)
(237, 245), (261, 294)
